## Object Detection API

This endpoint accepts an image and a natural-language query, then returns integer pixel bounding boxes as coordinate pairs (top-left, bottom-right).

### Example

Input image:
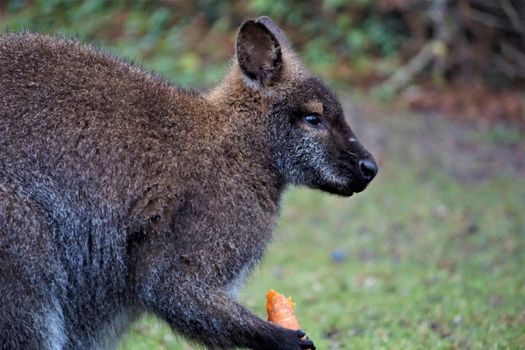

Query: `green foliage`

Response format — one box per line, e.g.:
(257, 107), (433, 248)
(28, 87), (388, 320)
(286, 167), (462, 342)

(2, 1), (231, 86)
(1, 0), (407, 86)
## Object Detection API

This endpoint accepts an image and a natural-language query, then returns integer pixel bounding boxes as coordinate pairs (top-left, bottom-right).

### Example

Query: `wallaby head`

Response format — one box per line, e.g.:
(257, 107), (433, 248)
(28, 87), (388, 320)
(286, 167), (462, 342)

(222, 16), (378, 196)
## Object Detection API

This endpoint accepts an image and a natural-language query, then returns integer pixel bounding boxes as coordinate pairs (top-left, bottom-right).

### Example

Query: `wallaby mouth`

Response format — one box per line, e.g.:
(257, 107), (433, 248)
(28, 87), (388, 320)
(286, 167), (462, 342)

(334, 154), (378, 197)
(318, 182), (355, 197)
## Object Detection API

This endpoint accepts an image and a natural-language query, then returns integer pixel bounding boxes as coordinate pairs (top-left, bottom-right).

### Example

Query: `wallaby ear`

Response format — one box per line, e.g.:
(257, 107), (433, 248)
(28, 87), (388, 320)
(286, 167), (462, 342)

(255, 16), (292, 49)
(236, 19), (282, 88)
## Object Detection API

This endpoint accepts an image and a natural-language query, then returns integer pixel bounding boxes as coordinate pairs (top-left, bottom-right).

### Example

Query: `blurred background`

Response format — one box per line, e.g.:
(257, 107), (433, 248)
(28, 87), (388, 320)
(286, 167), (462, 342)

(1, 1), (524, 349)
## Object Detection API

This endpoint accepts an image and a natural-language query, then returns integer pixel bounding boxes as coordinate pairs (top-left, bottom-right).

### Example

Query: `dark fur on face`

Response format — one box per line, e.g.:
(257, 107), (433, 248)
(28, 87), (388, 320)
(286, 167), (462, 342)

(0, 16), (376, 350)
(268, 77), (376, 196)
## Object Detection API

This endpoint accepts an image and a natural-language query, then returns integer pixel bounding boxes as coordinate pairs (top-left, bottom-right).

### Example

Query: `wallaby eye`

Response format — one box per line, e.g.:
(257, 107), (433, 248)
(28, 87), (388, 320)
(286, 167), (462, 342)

(303, 114), (324, 128)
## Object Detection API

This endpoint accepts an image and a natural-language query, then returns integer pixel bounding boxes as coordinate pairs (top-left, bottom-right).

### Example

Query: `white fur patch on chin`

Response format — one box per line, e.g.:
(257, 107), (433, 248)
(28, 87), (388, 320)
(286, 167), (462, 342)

(319, 156), (348, 187)
(310, 142), (348, 187)
(320, 168), (348, 188)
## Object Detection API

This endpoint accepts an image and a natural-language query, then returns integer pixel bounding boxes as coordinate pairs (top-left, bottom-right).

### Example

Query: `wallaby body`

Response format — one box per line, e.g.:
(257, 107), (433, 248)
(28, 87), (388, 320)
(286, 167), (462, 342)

(0, 17), (376, 349)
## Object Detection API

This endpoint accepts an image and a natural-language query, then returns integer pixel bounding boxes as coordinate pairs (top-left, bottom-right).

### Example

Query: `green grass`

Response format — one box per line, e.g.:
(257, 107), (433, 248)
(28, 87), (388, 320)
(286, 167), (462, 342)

(119, 121), (525, 349)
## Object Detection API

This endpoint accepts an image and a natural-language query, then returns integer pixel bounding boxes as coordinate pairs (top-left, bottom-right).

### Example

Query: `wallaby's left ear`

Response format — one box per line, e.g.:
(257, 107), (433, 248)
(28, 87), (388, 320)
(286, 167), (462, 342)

(236, 19), (282, 88)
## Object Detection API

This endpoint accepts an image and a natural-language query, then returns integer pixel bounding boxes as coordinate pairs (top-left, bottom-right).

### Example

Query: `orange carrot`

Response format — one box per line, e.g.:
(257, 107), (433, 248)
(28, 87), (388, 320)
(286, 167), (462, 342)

(266, 289), (301, 330)
(266, 289), (314, 349)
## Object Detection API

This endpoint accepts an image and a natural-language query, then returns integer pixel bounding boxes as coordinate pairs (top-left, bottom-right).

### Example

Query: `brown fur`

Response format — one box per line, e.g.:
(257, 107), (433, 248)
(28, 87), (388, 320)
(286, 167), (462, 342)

(0, 17), (376, 349)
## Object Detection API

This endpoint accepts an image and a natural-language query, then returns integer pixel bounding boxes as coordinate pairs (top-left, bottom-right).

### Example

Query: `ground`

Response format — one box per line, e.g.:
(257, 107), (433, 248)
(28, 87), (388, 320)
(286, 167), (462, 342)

(118, 95), (525, 350)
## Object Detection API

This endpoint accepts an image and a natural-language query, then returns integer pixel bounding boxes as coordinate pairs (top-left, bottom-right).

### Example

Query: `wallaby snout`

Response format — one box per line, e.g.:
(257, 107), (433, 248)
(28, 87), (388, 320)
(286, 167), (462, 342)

(359, 158), (378, 182)
(342, 135), (378, 193)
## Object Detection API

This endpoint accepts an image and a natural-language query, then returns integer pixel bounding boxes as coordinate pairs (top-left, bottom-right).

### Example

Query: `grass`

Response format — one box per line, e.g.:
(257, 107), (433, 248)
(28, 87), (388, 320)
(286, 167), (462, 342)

(119, 114), (525, 349)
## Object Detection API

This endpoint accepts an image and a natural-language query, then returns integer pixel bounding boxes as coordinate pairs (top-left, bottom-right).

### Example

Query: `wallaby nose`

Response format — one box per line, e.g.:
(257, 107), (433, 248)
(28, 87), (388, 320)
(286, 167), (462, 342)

(359, 159), (378, 182)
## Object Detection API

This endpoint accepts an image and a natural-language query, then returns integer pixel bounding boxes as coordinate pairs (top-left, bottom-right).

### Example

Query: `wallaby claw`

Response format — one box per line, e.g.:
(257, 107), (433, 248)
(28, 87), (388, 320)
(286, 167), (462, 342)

(300, 338), (315, 349)
(296, 329), (306, 338)
(295, 330), (315, 350)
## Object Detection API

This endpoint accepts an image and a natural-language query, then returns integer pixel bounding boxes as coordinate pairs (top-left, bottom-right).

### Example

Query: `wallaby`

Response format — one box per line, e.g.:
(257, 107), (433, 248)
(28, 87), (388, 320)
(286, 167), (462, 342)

(0, 16), (377, 350)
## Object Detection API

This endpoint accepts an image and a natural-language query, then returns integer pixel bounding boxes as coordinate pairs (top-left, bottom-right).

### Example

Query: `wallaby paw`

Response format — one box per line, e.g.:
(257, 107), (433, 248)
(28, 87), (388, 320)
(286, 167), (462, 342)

(297, 330), (316, 350)
(278, 329), (316, 350)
